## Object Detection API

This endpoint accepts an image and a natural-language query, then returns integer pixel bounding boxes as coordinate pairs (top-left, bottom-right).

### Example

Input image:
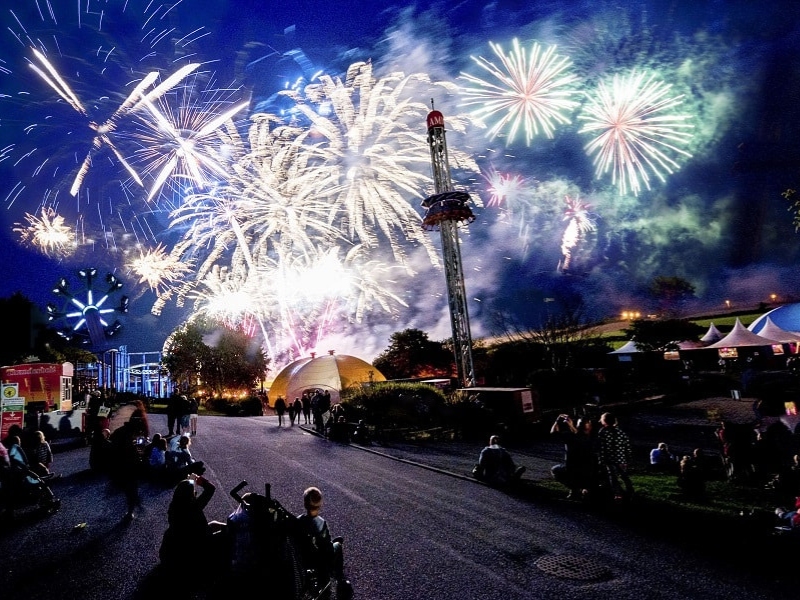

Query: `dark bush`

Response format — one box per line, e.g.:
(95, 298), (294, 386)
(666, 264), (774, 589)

(205, 395), (263, 416)
(340, 382), (450, 431)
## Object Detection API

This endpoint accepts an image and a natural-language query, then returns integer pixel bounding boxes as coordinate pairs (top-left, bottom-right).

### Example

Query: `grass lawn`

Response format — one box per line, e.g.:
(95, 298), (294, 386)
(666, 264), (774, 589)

(535, 468), (783, 527)
(601, 311), (765, 348)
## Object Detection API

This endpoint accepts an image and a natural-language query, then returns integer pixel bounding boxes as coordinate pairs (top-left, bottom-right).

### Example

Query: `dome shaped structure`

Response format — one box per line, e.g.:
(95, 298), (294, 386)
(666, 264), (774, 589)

(749, 304), (800, 336)
(267, 352), (386, 406)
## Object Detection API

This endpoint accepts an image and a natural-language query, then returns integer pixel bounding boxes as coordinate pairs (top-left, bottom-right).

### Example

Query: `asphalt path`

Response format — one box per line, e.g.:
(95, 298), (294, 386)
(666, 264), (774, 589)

(1, 412), (797, 600)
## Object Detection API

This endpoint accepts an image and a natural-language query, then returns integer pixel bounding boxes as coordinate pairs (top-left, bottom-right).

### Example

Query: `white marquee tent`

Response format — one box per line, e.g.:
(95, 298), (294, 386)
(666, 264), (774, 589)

(705, 318), (781, 349)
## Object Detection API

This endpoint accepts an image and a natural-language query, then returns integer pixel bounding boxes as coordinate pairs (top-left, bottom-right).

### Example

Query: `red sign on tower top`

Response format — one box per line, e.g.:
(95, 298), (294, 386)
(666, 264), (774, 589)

(427, 110), (444, 130)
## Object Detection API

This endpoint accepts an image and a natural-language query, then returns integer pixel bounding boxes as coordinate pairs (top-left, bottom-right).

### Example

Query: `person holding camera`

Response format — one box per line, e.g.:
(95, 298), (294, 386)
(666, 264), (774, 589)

(159, 472), (226, 574)
(550, 414), (598, 500)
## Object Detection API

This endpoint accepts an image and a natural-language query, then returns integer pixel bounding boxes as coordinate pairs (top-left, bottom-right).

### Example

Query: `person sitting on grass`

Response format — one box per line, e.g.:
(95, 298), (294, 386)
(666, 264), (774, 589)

(775, 496), (800, 531)
(649, 442), (679, 473)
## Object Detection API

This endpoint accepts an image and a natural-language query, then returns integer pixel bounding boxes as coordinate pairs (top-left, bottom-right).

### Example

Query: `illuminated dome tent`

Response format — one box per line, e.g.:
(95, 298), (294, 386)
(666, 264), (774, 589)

(267, 352), (386, 406)
(750, 304), (800, 336)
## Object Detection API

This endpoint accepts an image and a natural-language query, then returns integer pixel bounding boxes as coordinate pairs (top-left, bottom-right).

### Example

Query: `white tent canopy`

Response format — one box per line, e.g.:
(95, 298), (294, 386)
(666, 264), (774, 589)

(700, 322), (724, 344)
(705, 318), (782, 349)
(609, 340), (641, 354)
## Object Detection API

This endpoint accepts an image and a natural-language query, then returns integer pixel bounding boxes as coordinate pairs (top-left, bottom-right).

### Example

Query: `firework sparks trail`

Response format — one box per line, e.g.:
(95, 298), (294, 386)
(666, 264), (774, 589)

(559, 195), (596, 272)
(127, 242), (194, 298)
(27, 47), (149, 196)
(460, 39), (579, 145)
(578, 70), (694, 196)
(127, 66), (250, 202)
(159, 60), (478, 362)
(280, 60), (481, 269)
(13, 207), (74, 257)
(2, 1), (214, 255)
(188, 264), (264, 336)
(262, 246), (408, 359)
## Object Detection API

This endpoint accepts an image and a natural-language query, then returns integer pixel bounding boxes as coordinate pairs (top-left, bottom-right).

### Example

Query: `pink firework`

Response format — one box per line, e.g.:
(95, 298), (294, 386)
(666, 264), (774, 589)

(484, 169), (529, 207)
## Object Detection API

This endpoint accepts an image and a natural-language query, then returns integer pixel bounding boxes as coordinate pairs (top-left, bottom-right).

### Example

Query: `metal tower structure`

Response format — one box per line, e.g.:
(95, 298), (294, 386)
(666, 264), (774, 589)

(421, 101), (476, 388)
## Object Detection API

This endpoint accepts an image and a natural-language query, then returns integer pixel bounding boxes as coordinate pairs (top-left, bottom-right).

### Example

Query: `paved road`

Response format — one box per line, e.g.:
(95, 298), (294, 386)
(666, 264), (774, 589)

(1, 411), (797, 600)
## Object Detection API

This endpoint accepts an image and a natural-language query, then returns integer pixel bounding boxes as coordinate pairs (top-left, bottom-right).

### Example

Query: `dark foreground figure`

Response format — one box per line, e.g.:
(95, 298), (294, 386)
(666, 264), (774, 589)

(140, 479), (353, 600)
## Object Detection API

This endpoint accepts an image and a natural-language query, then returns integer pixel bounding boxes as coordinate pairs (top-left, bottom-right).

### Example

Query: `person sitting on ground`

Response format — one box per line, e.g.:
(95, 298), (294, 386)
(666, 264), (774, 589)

(473, 435), (526, 486)
(296, 486), (345, 587)
(148, 437), (169, 476)
(328, 416), (350, 443)
(765, 452), (800, 499)
(29, 430), (55, 478)
(166, 435), (205, 480)
(141, 433), (163, 468)
(649, 442), (679, 473)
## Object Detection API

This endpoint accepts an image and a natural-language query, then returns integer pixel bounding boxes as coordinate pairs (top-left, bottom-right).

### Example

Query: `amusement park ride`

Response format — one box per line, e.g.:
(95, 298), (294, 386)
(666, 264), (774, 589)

(45, 268), (170, 396)
(46, 267), (128, 348)
(421, 102), (476, 388)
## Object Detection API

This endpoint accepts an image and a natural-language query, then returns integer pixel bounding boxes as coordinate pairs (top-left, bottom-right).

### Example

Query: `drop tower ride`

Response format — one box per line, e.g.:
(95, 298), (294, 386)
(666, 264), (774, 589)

(421, 101), (476, 388)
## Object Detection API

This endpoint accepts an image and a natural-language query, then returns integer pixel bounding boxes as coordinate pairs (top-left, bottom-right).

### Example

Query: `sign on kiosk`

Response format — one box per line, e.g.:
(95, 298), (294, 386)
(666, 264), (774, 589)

(1, 362), (77, 437)
(1, 382), (24, 439)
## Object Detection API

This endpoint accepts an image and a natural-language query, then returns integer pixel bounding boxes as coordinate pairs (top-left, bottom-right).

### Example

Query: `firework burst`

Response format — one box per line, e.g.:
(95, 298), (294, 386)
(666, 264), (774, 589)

(578, 70), (694, 196)
(460, 39), (579, 145)
(158, 60), (464, 362)
(127, 243), (194, 300)
(127, 67), (250, 203)
(13, 207), (74, 257)
(2, 1), (213, 253)
(280, 61), (480, 268)
(484, 169), (530, 208)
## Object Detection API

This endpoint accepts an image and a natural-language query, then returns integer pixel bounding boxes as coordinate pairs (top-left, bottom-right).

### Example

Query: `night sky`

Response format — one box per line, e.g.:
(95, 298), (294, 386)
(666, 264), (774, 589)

(1, 0), (799, 367)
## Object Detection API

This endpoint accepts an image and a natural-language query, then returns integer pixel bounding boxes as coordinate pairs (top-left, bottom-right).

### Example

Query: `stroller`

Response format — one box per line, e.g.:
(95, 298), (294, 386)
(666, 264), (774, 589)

(0, 462), (60, 520)
(226, 481), (353, 600)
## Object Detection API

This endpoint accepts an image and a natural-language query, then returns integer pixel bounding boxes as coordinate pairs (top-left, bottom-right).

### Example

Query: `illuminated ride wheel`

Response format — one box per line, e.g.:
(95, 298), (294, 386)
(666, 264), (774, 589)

(47, 267), (129, 348)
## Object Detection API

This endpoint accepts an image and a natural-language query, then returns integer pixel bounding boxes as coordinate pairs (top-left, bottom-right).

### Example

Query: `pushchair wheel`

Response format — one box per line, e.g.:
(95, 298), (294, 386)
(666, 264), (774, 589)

(336, 579), (353, 600)
(44, 498), (61, 514)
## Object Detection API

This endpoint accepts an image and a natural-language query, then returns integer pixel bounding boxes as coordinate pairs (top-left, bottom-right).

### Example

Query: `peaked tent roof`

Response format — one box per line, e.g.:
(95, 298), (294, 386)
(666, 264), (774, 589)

(747, 316), (800, 343)
(705, 318), (782, 349)
(700, 322), (723, 344)
(609, 340), (641, 354)
(268, 353), (386, 405)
